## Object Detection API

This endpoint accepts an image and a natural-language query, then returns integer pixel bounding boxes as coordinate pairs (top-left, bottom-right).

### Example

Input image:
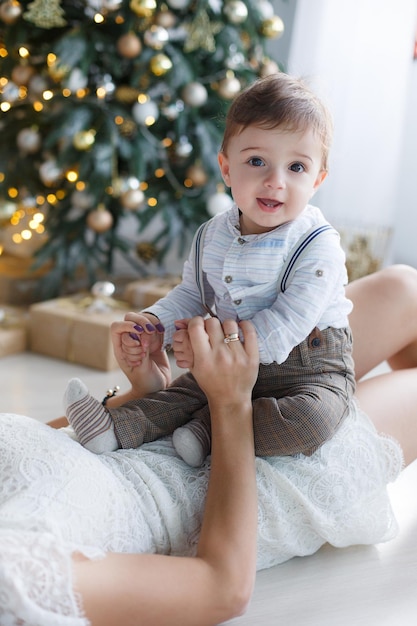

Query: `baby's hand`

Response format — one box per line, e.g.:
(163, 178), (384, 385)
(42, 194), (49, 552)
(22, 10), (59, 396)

(123, 312), (165, 363)
(173, 318), (193, 369)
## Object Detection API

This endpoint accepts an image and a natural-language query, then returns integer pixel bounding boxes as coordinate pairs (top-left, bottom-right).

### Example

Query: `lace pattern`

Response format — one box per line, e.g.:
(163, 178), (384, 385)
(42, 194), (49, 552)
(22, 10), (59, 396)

(0, 402), (403, 624)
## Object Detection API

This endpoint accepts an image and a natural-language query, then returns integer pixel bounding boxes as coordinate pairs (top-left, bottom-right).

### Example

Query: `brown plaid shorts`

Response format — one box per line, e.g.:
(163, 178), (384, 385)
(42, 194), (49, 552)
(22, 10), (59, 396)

(110, 326), (355, 457)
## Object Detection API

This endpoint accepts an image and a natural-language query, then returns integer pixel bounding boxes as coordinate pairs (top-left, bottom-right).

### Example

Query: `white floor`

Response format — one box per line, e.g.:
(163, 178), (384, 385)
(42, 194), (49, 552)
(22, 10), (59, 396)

(2, 351), (417, 625)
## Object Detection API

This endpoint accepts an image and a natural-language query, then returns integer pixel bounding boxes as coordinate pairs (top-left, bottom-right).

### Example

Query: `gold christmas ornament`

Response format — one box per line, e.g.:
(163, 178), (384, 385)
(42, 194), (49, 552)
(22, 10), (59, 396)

(136, 241), (158, 262)
(23, 0), (67, 28)
(0, 0), (23, 25)
(185, 164), (208, 187)
(116, 32), (142, 58)
(217, 73), (241, 99)
(155, 9), (176, 29)
(11, 64), (35, 86)
(120, 188), (145, 210)
(259, 58), (280, 77)
(118, 119), (137, 138)
(224, 0), (248, 24)
(115, 85), (140, 104)
(129, 0), (156, 18)
(259, 15), (284, 39)
(87, 205), (113, 233)
(149, 53), (173, 76)
(73, 129), (96, 151)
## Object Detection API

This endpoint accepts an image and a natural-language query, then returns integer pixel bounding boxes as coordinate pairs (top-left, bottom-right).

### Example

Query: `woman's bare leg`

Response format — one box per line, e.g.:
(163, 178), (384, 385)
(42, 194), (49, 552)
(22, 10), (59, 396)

(347, 264), (417, 379)
(348, 265), (417, 465)
(355, 368), (417, 466)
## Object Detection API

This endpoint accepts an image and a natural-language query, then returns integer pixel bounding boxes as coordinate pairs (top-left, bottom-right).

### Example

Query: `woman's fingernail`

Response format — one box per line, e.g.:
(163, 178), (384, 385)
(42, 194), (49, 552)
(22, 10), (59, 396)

(145, 323), (155, 332)
(174, 324), (180, 331)
(133, 324), (144, 332)
(129, 332), (140, 341)
(155, 323), (165, 332)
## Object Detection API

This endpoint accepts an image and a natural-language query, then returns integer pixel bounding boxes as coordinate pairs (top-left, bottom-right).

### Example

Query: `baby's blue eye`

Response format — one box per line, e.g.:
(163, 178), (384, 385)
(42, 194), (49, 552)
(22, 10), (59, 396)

(289, 162), (305, 173)
(248, 157), (265, 167)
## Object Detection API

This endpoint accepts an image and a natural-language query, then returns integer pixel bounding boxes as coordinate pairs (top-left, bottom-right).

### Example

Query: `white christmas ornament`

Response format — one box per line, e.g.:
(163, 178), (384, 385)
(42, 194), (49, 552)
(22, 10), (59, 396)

(16, 128), (41, 154)
(144, 25), (169, 49)
(224, 0), (248, 24)
(39, 160), (63, 186)
(207, 191), (234, 216)
(166, 0), (189, 9)
(132, 99), (159, 126)
(257, 0), (274, 19)
(71, 189), (94, 210)
(181, 82), (208, 107)
(65, 68), (88, 92)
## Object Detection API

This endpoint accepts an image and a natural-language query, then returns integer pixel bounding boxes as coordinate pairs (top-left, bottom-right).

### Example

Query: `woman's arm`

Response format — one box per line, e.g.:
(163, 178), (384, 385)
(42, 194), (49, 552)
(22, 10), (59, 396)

(72, 316), (259, 626)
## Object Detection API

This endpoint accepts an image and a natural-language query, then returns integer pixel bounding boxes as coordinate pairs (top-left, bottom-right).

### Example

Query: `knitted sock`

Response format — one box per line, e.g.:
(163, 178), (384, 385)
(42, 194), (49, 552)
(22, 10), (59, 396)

(64, 378), (118, 454)
(172, 419), (211, 467)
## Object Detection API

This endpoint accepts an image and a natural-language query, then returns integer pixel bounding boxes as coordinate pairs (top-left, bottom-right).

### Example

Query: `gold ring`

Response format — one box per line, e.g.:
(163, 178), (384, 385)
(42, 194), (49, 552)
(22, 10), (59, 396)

(224, 333), (240, 344)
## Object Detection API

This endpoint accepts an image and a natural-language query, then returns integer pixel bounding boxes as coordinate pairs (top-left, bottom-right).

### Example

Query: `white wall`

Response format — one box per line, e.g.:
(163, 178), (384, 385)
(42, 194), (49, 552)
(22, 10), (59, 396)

(286, 0), (417, 266)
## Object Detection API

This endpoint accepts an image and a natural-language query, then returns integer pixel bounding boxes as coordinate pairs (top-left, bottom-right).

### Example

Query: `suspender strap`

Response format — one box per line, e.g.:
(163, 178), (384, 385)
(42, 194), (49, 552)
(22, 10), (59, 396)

(193, 220), (216, 317)
(193, 220), (336, 312)
(278, 224), (334, 293)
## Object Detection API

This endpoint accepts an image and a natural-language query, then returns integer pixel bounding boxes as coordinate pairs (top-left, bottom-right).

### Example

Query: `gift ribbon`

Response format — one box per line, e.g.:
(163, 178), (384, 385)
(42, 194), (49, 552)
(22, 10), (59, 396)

(57, 294), (128, 315)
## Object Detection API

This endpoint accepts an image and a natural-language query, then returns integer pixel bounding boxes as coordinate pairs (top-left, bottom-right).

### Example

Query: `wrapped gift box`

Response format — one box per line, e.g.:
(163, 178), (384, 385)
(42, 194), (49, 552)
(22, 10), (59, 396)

(0, 305), (28, 358)
(0, 254), (50, 305)
(124, 276), (181, 309)
(29, 294), (132, 371)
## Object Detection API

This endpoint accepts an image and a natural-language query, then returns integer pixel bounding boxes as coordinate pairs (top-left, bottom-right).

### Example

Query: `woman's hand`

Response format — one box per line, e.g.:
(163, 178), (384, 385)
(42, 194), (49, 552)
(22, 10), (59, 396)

(188, 316), (259, 410)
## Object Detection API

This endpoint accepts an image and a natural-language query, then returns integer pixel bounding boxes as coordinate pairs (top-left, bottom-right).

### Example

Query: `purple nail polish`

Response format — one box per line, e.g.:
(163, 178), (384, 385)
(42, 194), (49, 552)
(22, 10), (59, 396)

(133, 324), (144, 332)
(129, 332), (140, 341)
(155, 323), (165, 332)
(145, 323), (155, 332)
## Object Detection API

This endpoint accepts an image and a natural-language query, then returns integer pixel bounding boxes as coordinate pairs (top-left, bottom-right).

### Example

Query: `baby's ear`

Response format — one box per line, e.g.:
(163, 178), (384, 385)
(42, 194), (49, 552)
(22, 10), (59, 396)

(313, 170), (327, 190)
(218, 152), (231, 187)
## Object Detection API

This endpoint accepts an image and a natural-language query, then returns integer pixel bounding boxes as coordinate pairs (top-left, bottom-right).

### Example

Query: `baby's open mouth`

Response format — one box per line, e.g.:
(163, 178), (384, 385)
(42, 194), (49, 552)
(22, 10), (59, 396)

(258, 198), (282, 208)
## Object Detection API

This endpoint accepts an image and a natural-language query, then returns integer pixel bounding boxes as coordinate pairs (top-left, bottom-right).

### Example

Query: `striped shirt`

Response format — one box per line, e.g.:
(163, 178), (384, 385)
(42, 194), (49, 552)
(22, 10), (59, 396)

(147, 203), (353, 365)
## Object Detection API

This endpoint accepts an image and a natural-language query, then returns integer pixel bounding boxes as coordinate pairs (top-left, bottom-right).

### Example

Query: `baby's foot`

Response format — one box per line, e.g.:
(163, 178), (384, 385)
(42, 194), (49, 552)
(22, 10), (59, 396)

(64, 378), (118, 454)
(172, 420), (211, 467)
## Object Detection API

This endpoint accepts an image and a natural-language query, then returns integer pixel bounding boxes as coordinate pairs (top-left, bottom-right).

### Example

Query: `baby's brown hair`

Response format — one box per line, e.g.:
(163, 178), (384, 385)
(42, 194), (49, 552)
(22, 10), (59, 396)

(220, 73), (333, 172)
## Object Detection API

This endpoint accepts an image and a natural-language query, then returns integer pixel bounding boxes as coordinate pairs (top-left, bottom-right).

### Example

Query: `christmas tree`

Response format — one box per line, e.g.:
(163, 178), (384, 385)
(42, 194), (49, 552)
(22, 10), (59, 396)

(0, 0), (284, 297)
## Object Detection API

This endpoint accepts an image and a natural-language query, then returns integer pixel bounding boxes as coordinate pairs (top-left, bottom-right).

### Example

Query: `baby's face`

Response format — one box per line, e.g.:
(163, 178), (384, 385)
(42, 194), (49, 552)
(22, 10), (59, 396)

(218, 124), (327, 235)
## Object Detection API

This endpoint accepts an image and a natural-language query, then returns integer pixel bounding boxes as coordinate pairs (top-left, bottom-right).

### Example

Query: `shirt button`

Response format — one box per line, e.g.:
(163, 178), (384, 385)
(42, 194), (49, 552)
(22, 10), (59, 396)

(225, 275), (233, 283)
(234, 299), (242, 305)
(311, 338), (321, 347)
(237, 237), (245, 245)
(315, 269), (324, 277)
(164, 343), (172, 351)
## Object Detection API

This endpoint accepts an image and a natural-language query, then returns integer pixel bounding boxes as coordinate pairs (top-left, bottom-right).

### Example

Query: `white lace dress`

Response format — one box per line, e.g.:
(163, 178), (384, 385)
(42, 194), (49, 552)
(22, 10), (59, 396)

(0, 402), (403, 625)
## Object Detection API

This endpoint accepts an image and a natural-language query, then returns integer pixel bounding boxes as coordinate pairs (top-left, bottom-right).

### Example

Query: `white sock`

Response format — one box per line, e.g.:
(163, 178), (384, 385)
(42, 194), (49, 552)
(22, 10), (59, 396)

(64, 378), (118, 454)
(172, 427), (207, 467)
